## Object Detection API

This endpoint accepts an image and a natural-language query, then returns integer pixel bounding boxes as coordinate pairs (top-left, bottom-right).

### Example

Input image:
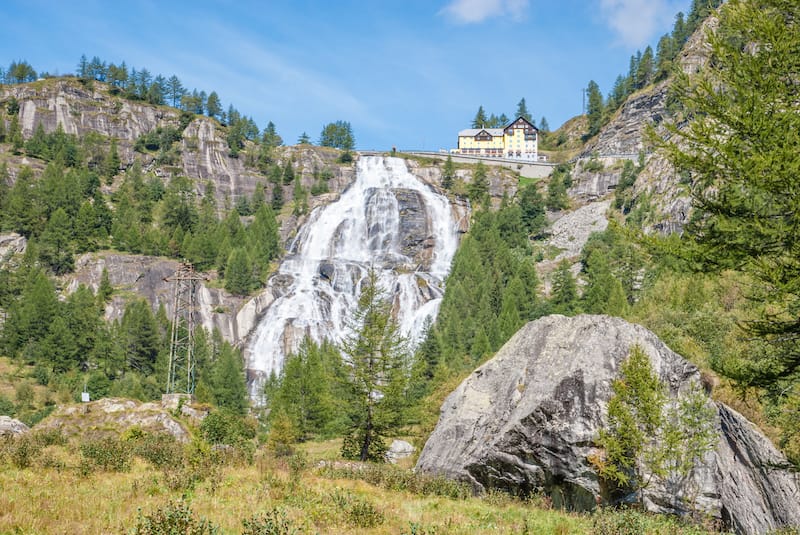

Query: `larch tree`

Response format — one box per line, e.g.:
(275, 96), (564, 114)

(340, 269), (409, 462)
(657, 0), (800, 386)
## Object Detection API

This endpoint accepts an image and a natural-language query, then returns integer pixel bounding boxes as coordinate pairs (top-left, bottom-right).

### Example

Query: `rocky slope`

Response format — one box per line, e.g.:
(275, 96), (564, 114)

(35, 397), (204, 442)
(66, 252), (276, 346)
(416, 315), (800, 534)
(0, 78), (353, 213)
(567, 16), (716, 233)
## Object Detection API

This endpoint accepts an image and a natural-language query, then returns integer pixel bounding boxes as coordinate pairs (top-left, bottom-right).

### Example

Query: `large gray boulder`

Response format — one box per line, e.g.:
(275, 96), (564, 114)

(416, 315), (800, 534)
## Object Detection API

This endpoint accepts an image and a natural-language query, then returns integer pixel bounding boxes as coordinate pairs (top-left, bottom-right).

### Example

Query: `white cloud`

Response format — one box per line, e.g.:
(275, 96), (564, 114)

(440, 0), (529, 24)
(599, 0), (683, 48)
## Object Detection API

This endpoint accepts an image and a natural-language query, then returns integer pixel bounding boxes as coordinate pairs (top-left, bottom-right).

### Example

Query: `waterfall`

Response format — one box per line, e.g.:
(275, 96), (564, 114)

(246, 156), (461, 397)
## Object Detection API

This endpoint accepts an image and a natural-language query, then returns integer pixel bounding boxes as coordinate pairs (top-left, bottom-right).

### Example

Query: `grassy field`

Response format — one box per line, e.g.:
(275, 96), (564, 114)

(0, 428), (724, 535)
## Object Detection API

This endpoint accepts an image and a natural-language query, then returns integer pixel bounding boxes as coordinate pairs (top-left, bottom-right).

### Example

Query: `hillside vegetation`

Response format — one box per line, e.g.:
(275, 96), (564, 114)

(0, 0), (799, 532)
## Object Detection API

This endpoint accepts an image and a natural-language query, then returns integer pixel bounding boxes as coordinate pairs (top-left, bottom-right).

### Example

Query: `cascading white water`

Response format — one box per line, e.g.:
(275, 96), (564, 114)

(246, 156), (461, 397)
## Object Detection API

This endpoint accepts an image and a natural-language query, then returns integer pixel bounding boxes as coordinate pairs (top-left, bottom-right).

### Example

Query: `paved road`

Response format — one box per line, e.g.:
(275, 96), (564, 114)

(360, 150), (555, 179)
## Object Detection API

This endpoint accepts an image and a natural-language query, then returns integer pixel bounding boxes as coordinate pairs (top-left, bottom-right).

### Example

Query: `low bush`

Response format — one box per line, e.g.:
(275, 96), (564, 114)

(201, 409), (256, 447)
(6, 434), (40, 469)
(130, 431), (185, 469)
(131, 500), (219, 535)
(591, 506), (713, 535)
(79, 436), (132, 474)
(241, 508), (300, 535)
(330, 489), (384, 528)
(318, 463), (472, 500)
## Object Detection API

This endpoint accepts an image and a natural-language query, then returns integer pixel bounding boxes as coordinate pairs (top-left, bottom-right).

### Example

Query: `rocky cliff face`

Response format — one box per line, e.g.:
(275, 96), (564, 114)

(416, 315), (800, 534)
(65, 253), (274, 345)
(0, 79), (355, 214)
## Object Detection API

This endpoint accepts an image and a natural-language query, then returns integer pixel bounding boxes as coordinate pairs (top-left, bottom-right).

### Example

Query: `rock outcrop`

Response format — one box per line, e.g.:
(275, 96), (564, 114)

(36, 397), (195, 442)
(395, 189), (434, 268)
(0, 416), (29, 437)
(1, 79), (356, 217)
(386, 439), (415, 464)
(545, 200), (611, 262)
(416, 315), (800, 534)
(65, 252), (275, 346)
(565, 16), (718, 231)
(0, 233), (26, 268)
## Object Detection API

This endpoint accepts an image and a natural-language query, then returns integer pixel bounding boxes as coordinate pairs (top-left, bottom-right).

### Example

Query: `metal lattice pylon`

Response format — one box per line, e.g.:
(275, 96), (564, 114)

(165, 262), (205, 395)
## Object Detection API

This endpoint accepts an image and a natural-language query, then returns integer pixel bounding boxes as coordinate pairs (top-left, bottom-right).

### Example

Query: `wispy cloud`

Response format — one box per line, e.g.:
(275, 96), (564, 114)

(599, 0), (683, 48)
(440, 0), (529, 24)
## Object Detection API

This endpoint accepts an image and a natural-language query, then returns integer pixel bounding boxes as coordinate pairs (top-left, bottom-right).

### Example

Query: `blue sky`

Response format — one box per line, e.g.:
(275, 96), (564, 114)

(1, 0), (689, 151)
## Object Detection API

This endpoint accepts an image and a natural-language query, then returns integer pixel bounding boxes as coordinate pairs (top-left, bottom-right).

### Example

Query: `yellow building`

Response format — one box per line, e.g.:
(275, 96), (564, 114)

(456, 116), (539, 160)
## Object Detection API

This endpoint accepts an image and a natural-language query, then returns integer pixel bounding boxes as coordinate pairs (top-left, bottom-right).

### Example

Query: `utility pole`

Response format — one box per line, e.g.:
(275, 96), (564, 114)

(164, 262), (205, 396)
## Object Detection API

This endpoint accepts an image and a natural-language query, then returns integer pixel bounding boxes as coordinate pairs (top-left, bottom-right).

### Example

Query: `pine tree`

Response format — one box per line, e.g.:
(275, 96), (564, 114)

(206, 91), (222, 119)
(0, 268), (58, 359)
(5, 167), (41, 238)
(518, 183), (546, 237)
(538, 116), (550, 132)
(120, 299), (161, 374)
(468, 161), (489, 205)
(262, 121), (283, 148)
(103, 139), (121, 182)
(166, 75), (185, 107)
(550, 260), (579, 315)
(64, 285), (100, 365)
(593, 346), (717, 508)
(269, 337), (343, 440)
(340, 270), (409, 462)
(247, 204), (280, 277)
(224, 247), (253, 296)
(471, 106), (488, 128)
(38, 208), (74, 274)
(546, 172), (569, 211)
(595, 346), (665, 498)
(636, 46), (655, 89)
(282, 161), (295, 185)
(77, 54), (89, 78)
(41, 315), (78, 373)
(582, 250), (615, 314)
(585, 80), (604, 137)
(319, 121), (354, 150)
(209, 341), (248, 415)
(98, 267), (113, 303)
(442, 155), (455, 190)
(515, 98), (532, 122)
(654, 34), (676, 81)
(74, 201), (97, 252)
